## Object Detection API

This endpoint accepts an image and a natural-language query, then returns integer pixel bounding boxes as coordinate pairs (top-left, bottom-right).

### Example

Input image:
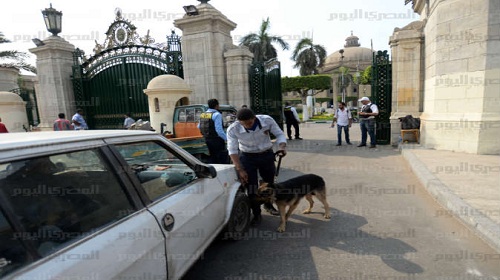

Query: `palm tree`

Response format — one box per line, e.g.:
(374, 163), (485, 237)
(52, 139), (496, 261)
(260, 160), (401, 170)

(291, 38), (327, 76)
(239, 17), (289, 62)
(337, 66), (353, 102)
(0, 32), (37, 74)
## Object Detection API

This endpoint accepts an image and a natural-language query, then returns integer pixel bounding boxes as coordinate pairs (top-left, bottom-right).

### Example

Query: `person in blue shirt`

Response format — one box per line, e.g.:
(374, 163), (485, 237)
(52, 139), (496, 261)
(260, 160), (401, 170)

(198, 99), (230, 164)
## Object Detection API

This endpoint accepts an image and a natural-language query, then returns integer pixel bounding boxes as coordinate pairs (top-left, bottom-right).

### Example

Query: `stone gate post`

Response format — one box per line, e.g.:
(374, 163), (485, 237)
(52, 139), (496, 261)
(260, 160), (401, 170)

(30, 36), (75, 130)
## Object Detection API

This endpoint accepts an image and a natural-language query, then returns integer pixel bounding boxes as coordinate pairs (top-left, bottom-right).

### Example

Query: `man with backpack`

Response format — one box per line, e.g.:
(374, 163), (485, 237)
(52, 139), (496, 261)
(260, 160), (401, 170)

(331, 101), (353, 146)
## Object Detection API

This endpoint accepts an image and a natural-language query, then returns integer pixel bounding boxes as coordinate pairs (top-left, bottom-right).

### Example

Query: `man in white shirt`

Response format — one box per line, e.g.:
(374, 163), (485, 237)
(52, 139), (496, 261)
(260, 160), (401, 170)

(357, 97), (379, 148)
(283, 102), (302, 140)
(227, 108), (287, 226)
(331, 102), (352, 146)
(123, 113), (135, 129)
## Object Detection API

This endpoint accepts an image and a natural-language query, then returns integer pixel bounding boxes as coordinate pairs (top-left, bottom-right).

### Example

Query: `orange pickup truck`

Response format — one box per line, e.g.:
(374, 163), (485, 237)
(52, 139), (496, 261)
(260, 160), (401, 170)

(163, 104), (237, 162)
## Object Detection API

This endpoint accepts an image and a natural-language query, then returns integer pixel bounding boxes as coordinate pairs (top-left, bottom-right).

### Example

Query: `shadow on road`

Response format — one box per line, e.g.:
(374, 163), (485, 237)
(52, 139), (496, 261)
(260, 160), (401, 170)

(182, 206), (423, 279)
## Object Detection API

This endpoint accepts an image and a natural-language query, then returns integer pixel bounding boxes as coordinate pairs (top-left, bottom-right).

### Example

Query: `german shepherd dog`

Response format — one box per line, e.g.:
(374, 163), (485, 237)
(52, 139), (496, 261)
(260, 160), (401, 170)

(256, 174), (331, 232)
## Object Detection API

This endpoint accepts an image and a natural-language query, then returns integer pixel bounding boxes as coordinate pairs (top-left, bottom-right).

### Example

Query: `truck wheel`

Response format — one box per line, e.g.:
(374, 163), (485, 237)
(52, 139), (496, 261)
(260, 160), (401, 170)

(221, 192), (250, 241)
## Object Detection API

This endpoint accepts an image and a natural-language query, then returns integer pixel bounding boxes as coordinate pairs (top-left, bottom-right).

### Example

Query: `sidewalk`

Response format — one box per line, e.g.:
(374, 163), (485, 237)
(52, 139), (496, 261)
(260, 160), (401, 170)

(401, 145), (500, 253)
(299, 121), (500, 252)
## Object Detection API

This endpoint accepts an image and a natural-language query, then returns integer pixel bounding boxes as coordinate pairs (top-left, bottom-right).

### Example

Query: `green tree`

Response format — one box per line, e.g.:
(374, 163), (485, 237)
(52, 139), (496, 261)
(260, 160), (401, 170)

(239, 17), (289, 62)
(0, 32), (37, 74)
(359, 65), (372, 84)
(291, 38), (327, 76)
(281, 74), (331, 104)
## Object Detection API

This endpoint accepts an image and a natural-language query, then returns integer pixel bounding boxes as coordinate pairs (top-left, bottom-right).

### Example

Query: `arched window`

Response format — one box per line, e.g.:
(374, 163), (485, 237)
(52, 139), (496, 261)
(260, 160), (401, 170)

(154, 98), (160, 112)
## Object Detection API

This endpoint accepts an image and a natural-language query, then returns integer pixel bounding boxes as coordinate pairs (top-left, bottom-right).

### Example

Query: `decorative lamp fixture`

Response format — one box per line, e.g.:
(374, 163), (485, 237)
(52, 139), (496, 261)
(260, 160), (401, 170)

(183, 5), (199, 16)
(42, 3), (62, 36)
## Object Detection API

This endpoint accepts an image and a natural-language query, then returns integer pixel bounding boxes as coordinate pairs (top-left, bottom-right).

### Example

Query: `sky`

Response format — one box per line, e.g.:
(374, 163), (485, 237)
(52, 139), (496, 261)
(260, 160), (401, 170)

(0, 0), (420, 77)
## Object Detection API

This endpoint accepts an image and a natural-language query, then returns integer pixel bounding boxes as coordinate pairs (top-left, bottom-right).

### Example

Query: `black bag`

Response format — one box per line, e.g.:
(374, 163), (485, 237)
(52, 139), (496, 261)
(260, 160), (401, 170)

(399, 115), (420, 129)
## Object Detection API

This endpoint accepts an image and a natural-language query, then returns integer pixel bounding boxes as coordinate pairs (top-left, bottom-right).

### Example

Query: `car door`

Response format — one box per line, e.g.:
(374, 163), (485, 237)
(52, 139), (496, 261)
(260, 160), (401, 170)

(110, 140), (226, 279)
(0, 146), (168, 279)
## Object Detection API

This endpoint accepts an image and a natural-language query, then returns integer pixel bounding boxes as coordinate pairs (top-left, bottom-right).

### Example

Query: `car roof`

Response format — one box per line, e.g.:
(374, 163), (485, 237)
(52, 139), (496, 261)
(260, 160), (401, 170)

(0, 130), (157, 151)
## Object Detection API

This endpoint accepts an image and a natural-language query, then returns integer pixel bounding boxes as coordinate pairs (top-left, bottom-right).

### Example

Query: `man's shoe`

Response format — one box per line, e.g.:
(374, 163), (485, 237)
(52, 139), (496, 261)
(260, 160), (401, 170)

(250, 215), (262, 226)
(369, 145), (376, 149)
(336, 143), (341, 146)
(346, 142), (353, 145)
(357, 144), (366, 147)
(295, 137), (303, 140)
(264, 204), (280, 216)
(288, 137), (293, 140)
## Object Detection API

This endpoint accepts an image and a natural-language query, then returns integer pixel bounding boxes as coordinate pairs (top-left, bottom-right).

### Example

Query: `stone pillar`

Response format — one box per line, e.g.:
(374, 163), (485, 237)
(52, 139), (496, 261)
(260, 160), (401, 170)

(0, 67), (20, 91)
(389, 20), (425, 145)
(415, 0), (500, 154)
(0, 92), (28, 132)
(224, 47), (254, 107)
(174, 3), (238, 105)
(29, 36), (75, 131)
(143, 75), (192, 133)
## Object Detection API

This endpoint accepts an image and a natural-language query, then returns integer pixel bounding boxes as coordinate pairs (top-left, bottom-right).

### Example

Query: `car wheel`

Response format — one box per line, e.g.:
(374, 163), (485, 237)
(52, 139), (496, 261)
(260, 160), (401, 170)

(221, 192), (250, 241)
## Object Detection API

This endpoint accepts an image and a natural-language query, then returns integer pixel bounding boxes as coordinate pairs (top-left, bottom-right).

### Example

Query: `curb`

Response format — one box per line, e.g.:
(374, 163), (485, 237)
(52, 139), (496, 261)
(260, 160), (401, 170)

(401, 147), (500, 253)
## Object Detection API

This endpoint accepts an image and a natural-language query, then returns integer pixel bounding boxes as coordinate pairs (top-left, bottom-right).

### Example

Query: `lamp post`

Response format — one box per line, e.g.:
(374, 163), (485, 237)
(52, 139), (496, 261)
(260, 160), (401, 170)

(354, 60), (361, 100)
(339, 49), (345, 103)
(42, 4), (62, 36)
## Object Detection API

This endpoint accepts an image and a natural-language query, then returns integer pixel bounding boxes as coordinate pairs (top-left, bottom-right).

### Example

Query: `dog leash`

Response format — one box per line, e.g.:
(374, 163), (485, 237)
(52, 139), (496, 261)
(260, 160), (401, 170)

(274, 151), (284, 182)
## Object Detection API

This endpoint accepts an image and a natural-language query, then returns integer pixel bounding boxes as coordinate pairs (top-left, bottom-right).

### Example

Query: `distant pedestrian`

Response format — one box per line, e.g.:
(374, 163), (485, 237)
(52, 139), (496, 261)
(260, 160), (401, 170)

(0, 117), (8, 133)
(53, 113), (73, 131)
(357, 97), (379, 148)
(283, 101), (302, 140)
(123, 113), (135, 129)
(331, 102), (352, 146)
(72, 108), (88, 130)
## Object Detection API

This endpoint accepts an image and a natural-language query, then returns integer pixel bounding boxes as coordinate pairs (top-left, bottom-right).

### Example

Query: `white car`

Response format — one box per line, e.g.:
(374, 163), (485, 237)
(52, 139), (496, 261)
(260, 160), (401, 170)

(0, 130), (250, 279)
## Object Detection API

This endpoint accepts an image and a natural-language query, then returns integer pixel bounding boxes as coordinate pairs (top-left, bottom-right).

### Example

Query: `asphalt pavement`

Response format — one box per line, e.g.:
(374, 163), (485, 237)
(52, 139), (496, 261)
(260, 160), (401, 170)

(182, 121), (500, 280)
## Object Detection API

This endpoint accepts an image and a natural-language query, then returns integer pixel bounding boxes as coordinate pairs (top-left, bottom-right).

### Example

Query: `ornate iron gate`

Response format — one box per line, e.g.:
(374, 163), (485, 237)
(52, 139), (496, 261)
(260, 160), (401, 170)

(9, 88), (39, 130)
(371, 50), (392, 145)
(71, 10), (182, 129)
(249, 60), (284, 129)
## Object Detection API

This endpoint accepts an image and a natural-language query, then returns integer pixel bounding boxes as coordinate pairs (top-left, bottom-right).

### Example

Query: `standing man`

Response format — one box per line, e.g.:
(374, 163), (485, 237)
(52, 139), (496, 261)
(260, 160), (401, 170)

(331, 102), (352, 146)
(283, 102), (302, 140)
(0, 117), (8, 133)
(53, 113), (73, 131)
(123, 113), (135, 129)
(227, 108), (287, 226)
(72, 108), (88, 130)
(198, 99), (229, 164)
(357, 97), (379, 148)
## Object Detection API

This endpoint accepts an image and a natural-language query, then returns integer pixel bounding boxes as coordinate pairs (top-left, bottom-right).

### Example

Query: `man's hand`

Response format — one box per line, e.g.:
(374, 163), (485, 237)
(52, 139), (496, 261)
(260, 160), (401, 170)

(277, 142), (287, 157)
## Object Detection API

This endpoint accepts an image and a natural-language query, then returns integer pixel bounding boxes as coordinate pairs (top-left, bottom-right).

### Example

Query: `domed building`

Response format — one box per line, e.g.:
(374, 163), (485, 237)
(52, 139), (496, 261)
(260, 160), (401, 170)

(319, 32), (373, 108)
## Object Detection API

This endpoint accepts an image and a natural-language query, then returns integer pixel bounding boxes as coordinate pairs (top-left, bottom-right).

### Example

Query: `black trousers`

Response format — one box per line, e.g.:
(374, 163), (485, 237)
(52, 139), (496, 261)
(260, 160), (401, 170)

(286, 121), (300, 138)
(239, 150), (276, 216)
(205, 137), (229, 164)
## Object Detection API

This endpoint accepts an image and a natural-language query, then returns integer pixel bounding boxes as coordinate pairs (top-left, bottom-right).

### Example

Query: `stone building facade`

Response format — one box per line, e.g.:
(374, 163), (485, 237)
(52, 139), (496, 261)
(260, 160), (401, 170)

(391, 0), (499, 154)
(319, 33), (372, 108)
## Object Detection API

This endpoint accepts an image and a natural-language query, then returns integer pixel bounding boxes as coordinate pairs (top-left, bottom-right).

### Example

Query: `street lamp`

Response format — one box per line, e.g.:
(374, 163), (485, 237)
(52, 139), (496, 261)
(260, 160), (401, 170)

(42, 4), (62, 36)
(339, 49), (345, 103)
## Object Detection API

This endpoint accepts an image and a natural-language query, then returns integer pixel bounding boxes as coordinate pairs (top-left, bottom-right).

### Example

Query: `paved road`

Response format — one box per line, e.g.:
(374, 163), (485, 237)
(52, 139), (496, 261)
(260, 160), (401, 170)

(182, 123), (500, 280)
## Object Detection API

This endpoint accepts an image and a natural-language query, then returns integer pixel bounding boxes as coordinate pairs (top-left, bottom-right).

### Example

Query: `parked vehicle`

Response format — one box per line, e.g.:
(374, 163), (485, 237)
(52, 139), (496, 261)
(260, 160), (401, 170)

(0, 130), (250, 279)
(150, 104), (237, 162)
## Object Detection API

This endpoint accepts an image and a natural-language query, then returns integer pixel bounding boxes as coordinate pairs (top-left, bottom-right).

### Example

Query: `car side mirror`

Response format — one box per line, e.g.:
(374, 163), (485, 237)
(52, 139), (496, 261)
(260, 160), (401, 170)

(195, 164), (217, 178)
